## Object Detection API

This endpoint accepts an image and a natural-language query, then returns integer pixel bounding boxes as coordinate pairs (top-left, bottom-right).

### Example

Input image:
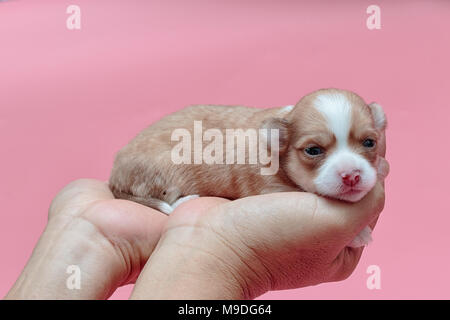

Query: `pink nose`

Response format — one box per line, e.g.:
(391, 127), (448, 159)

(341, 171), (360, 187)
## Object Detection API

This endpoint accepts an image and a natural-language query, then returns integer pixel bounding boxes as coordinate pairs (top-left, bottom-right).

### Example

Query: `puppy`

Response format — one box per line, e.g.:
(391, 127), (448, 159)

(110, 88), (386, 247)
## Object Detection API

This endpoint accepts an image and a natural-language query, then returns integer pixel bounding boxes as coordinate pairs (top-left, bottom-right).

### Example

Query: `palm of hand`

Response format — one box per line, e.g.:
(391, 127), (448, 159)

(48, 179), (169, 284)
(48, 179), (232, 286)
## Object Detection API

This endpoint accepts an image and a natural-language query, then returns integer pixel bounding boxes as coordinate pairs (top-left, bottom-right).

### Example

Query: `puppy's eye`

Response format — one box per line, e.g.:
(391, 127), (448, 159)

(362, 138), (376, 148)
(304, 146), (324, 157)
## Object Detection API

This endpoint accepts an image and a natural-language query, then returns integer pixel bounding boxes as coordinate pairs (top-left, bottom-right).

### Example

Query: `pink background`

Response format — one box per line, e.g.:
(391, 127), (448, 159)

(1, 0), (449, 299)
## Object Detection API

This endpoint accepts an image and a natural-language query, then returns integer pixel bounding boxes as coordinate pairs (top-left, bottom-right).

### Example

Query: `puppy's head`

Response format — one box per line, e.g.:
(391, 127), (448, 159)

(269, 89), (386, 202)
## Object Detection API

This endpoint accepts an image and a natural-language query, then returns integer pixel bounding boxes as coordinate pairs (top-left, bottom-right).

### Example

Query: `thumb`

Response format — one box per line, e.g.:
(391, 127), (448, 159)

(212, 179), (385, 251)
(314, 181), (385, 240)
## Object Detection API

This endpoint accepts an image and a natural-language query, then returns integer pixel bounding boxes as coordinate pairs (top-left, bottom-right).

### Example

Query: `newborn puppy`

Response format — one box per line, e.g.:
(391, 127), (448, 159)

(110, 88), (386, 247)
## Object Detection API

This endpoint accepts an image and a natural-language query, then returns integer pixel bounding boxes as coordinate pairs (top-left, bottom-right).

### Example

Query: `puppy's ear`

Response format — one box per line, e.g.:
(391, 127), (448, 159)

(260, 118), (290, 154)
(368, 102), (387, 131)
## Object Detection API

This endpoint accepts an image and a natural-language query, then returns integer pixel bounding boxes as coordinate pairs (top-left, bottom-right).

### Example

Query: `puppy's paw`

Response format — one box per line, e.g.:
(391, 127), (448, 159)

(171, 195), (200, 210)
(157, 201), (174, 215)
(348, 226), (373, 248)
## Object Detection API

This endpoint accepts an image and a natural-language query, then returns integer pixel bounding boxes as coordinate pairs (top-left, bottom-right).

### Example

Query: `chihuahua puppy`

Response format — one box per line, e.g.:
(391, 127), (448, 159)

(110, 88), (386, 247)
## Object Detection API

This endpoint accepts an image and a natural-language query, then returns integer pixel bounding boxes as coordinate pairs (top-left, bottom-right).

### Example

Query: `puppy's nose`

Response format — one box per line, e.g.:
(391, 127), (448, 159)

(341, 170), (361, 187)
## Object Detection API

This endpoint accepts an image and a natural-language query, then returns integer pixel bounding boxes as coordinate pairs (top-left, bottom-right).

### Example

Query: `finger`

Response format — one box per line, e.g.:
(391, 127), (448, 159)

(213, 191), (342, 248)
(207, 183), (383, 251)
(49, 179), (114, 220)
(82, 199), (169, 272)
(316, 181), (385, 237)
(170, 197), (230, 218)
(83, 199), (168, 240)
(376, 156), (390, 180)
(331, 245), (365, 281)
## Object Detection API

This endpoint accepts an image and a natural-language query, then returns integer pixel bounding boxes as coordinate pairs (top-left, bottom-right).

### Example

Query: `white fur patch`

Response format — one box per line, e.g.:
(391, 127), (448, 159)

(314, 93), (352, 147)
(172, 195), (199, 209)
(158, 201), (174, 215)
(314, 150), (377, 202)
(158, 195), (200, 215)
(279, 105), (294, 116)
(349, 226), (373, 248)
(313, 93), (377, 202)
(369, 102), (386, 130)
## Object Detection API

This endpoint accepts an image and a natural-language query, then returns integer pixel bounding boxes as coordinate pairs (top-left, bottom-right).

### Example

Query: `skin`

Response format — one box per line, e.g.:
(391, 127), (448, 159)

(5, 135), (387, 300)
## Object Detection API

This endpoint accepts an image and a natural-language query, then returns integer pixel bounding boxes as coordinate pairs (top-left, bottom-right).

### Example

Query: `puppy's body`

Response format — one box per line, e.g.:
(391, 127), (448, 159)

(110, 104), (299, 213)
(110, 88), (386, 242)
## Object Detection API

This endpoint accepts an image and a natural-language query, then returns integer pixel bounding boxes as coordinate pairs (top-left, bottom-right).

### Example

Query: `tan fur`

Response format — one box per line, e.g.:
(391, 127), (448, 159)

(110, 104), (299, 210)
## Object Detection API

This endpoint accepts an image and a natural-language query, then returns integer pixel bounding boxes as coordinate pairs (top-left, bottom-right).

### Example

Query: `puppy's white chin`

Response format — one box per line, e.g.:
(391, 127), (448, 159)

(335, 189), (369, 202)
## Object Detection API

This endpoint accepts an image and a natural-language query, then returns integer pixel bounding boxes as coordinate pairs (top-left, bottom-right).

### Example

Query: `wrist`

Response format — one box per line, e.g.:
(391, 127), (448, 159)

(5, 216), (124, 299)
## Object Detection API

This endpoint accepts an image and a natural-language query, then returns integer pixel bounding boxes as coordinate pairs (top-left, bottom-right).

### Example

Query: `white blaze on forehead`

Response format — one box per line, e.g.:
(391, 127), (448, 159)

(314, 93), (352, 147)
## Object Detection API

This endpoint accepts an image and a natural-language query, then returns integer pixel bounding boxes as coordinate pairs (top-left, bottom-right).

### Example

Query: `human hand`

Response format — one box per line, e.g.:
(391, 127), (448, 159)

(130, 133), (388, 299)
(5, 179), (168, 299)
(130, 176), (386, 299)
